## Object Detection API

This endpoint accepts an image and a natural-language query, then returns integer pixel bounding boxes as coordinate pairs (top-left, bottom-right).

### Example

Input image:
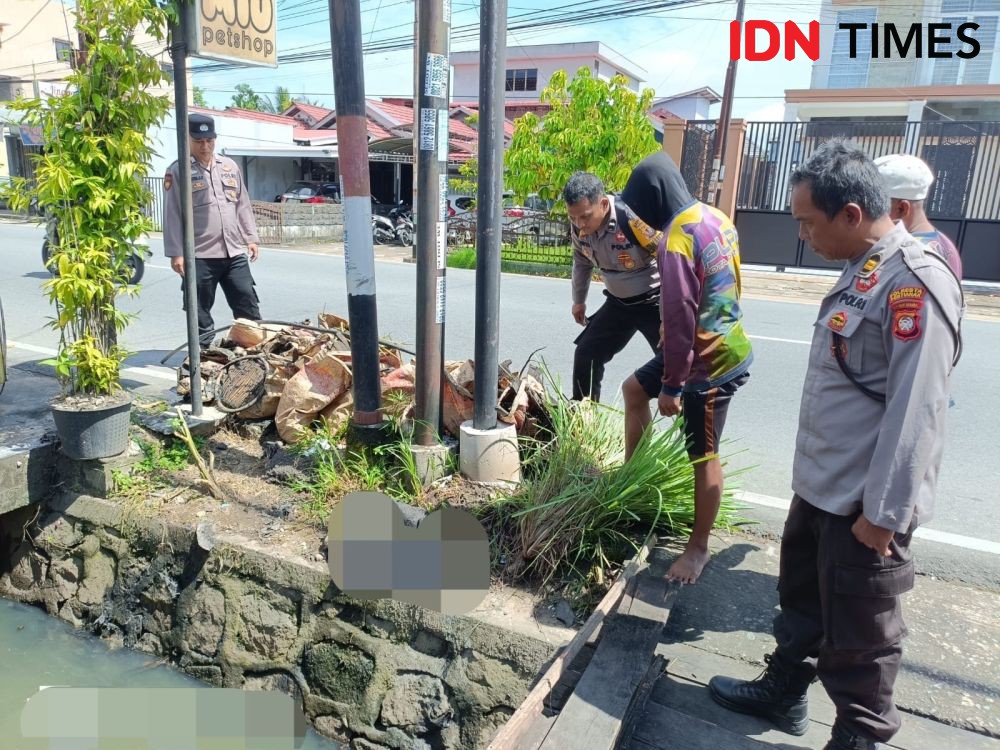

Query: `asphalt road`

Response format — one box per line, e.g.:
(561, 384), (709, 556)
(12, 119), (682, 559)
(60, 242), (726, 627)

(2, 220), (998, 584)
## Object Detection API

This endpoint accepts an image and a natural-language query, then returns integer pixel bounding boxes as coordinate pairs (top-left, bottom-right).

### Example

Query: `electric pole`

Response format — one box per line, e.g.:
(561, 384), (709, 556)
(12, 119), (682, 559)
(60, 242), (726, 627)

(413, 0), (450, 447)
(711, 0), (745, 208)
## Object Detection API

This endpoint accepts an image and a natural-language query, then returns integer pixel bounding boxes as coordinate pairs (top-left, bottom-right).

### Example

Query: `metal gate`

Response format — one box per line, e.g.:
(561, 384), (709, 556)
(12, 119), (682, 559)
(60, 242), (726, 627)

(726, 119), (1000, 281)
(679, 121), (717, 203)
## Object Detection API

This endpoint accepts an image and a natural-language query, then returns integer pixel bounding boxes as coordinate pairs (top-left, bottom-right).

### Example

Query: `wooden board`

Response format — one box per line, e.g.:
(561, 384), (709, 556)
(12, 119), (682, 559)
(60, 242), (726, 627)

(539, 573), (682, 750)
(627, 702), (777, 750)
(486, 535), (658, 750)
(615, 654), (667, 750)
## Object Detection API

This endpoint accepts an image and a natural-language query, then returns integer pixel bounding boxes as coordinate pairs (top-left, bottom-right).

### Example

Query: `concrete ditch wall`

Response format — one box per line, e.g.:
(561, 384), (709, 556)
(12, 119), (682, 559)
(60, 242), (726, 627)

(0, 494), (556, 750)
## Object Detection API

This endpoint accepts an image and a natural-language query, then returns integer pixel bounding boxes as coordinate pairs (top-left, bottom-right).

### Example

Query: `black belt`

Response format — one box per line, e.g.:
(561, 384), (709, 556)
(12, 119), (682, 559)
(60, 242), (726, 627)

(613, 288), (660, 305)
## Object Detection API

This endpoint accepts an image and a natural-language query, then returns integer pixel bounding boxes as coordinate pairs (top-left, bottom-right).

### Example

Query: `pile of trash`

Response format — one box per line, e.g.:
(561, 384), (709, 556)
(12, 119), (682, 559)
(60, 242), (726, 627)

(176, 316), (553, 444)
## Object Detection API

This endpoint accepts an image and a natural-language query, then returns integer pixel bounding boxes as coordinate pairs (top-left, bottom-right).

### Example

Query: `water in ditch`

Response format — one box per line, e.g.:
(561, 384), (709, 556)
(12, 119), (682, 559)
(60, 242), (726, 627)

(0, 597), (343, 749)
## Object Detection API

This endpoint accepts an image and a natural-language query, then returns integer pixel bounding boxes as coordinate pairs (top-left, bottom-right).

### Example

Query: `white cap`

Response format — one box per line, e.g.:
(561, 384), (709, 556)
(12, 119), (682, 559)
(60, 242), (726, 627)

(874, 154), (935, 201)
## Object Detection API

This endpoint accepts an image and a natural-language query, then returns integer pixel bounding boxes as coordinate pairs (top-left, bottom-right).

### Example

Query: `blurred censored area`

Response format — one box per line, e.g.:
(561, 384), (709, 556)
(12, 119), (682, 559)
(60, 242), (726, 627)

(327, 492), (491, 615)
(20, 687), (307, 748)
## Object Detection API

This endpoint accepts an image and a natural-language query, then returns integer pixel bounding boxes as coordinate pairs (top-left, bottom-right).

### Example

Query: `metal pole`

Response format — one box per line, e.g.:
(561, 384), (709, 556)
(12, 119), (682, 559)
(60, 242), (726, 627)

(711, 0), (745, 207)
(413, 0), (450, 446)
(329, 0), (384, 443)
(473, 0), (507, 430)
(170, 16), (202, 415)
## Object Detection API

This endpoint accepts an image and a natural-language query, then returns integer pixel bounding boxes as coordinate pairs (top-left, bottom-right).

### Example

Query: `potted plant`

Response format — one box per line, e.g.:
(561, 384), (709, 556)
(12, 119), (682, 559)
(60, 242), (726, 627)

(3, 0), (172, 459)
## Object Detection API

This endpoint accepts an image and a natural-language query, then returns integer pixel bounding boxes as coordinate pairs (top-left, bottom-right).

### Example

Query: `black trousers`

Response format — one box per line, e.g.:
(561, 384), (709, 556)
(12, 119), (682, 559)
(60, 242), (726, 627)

(773, 496), (915, 743)
(572, 289), (661, 402)
(182, 255), (261, 347)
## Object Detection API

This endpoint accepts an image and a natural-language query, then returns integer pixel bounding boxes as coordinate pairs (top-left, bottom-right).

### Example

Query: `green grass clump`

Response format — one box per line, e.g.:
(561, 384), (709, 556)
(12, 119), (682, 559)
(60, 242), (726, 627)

(479, 367), (746, 584)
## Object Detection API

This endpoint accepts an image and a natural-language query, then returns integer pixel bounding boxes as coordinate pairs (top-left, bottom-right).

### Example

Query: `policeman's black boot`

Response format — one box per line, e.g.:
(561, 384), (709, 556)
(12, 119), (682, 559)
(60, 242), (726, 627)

(822, 723), (880, 749)
(708, 653), (813, 736)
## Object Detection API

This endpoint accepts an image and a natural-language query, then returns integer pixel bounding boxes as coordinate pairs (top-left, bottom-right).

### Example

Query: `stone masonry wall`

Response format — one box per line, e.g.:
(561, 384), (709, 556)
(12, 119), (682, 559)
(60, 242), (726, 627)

(0, 495), (555, 750)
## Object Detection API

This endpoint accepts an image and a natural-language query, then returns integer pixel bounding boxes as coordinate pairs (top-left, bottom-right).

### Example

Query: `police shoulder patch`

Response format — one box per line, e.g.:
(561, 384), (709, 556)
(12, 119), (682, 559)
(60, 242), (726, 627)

(889, 285), (926, 341)
(164, 172), (173, 191)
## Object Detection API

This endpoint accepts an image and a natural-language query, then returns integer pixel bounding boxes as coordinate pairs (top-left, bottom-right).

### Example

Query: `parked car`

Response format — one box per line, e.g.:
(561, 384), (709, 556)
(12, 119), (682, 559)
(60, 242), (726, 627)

(275, 181), (341, 204)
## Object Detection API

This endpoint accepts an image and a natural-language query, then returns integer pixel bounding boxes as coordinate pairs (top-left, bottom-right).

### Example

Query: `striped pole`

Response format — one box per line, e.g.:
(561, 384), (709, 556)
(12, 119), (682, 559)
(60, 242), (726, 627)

(329, 0), (384, 442)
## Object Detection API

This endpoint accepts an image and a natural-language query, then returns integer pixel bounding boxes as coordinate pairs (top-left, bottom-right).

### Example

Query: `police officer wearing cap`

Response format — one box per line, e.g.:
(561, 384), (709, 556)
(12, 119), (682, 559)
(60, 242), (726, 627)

(164, 113), (262, 347)
(563, 171), (663, 402)
(708, 140), (963, 750)
(874, 153), (963, 279)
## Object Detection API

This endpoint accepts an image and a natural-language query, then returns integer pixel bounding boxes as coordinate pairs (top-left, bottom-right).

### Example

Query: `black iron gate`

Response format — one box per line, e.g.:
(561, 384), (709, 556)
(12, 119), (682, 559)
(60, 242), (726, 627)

(679, 121), (717, 203)
(727, 119), (1000, 281)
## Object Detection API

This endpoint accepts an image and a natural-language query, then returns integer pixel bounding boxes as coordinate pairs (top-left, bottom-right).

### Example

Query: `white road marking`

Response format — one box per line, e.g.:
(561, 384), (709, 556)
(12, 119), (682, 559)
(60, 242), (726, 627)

(9, 341), (177, 382)
(749, 334), (811, 346)
(737, 491), (1000, 555)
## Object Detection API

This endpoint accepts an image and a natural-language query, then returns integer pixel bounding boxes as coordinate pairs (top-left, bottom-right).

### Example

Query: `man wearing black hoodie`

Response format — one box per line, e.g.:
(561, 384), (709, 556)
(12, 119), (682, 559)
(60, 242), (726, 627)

(620, 151), (753, 584)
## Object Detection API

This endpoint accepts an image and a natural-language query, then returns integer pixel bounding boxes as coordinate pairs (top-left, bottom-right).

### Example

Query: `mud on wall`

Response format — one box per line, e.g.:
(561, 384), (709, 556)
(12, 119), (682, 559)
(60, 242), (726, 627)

(0, 495), (555, 750)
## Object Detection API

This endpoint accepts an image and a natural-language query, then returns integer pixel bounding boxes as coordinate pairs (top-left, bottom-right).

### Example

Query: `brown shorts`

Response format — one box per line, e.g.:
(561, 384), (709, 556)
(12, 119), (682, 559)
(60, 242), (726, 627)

(635, 360), (749, 457)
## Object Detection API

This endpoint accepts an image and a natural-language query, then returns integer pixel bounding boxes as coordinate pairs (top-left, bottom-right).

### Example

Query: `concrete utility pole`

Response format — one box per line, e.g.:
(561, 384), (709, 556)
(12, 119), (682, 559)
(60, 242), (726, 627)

(329, 0), (386, 450)
(169, 13), (203, 415)
(458, 0), (520, 485)
(710, 0), (745, 208)
(412, 0), (450, 457)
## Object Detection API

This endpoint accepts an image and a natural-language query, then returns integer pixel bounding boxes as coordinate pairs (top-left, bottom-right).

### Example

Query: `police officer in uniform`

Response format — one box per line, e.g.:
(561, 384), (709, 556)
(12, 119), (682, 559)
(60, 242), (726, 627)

(563, 171), (663, 402)
(708, 140), (963, 750)
(164, 113), (262, 347)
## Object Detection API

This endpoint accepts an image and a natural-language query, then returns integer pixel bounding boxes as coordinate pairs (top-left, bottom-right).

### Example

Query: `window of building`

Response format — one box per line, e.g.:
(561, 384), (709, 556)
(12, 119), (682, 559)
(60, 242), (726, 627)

(933, 0), (999, 85)
(505, 68), (538, 92)
(827, 8), (877, 88)
(54, 39), (74, 63)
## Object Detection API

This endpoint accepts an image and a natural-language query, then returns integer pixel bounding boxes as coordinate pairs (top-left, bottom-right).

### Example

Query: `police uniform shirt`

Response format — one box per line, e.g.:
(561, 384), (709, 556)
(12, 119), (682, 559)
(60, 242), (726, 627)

(792, 223), (963, 534)
(570, 195), (662, 304)
(163, 155), (260, 259)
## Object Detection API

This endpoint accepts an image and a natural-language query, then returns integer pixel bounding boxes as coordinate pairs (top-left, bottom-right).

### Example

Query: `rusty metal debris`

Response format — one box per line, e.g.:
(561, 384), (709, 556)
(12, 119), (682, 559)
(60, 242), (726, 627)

(174, 316), (551, 444)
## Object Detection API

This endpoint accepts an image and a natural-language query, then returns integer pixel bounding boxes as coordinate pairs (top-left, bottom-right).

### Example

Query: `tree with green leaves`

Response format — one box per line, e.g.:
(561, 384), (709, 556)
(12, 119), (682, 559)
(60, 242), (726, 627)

(271, 86), (293, 114)
(231, 82), (267, 111)
(504, 67), (660, 210)
(448, 114), (480, 202)
(3, 0), (171, 397)
(192, 85), (207, 107)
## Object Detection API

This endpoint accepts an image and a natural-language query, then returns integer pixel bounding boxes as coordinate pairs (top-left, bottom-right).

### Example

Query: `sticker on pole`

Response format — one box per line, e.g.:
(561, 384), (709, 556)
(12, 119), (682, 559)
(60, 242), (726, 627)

(439, 174), (449, 221)
(424, 53), (449, 98)
(437, 108), (449, 163)
(436, 276), (446, 324)
(436, 222), (447, 270)
(443, 0), (452, 25)
(420, 108), (437, 151)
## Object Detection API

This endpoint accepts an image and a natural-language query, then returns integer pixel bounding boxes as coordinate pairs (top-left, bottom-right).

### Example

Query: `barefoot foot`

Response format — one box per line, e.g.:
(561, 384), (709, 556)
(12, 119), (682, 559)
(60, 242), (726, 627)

(666, 545), (711, 584)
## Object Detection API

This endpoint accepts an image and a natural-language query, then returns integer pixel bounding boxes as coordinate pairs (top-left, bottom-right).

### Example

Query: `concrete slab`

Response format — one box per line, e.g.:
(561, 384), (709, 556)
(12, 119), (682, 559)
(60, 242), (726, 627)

(0, 363), (60, 514)
(0, 361), (59, 451)
(656, 530), (1000, 738)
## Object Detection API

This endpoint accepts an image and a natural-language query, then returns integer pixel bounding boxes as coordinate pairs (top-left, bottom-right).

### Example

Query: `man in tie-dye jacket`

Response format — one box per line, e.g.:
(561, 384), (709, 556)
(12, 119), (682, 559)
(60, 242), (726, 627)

(621, 151), (753, 584)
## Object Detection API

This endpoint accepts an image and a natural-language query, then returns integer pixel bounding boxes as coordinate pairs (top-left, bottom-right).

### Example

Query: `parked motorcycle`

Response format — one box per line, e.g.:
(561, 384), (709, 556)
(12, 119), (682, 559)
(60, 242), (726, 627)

(388, 203), (414, 247)
(371, 212), (397, 246)
(41, 214), (149, 285)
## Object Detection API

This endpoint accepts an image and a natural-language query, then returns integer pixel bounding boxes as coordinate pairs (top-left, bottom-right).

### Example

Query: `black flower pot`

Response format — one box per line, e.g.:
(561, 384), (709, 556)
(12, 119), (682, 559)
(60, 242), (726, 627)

(51, 393), (132, 460)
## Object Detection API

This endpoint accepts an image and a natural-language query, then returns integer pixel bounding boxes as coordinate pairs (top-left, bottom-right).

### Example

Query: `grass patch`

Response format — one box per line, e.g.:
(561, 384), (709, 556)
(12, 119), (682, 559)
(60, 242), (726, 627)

(477, 367), (747, 586)
(111, 434), (202, 498)
(287, 420), (452, 523)
(446, 243), (582, 280)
